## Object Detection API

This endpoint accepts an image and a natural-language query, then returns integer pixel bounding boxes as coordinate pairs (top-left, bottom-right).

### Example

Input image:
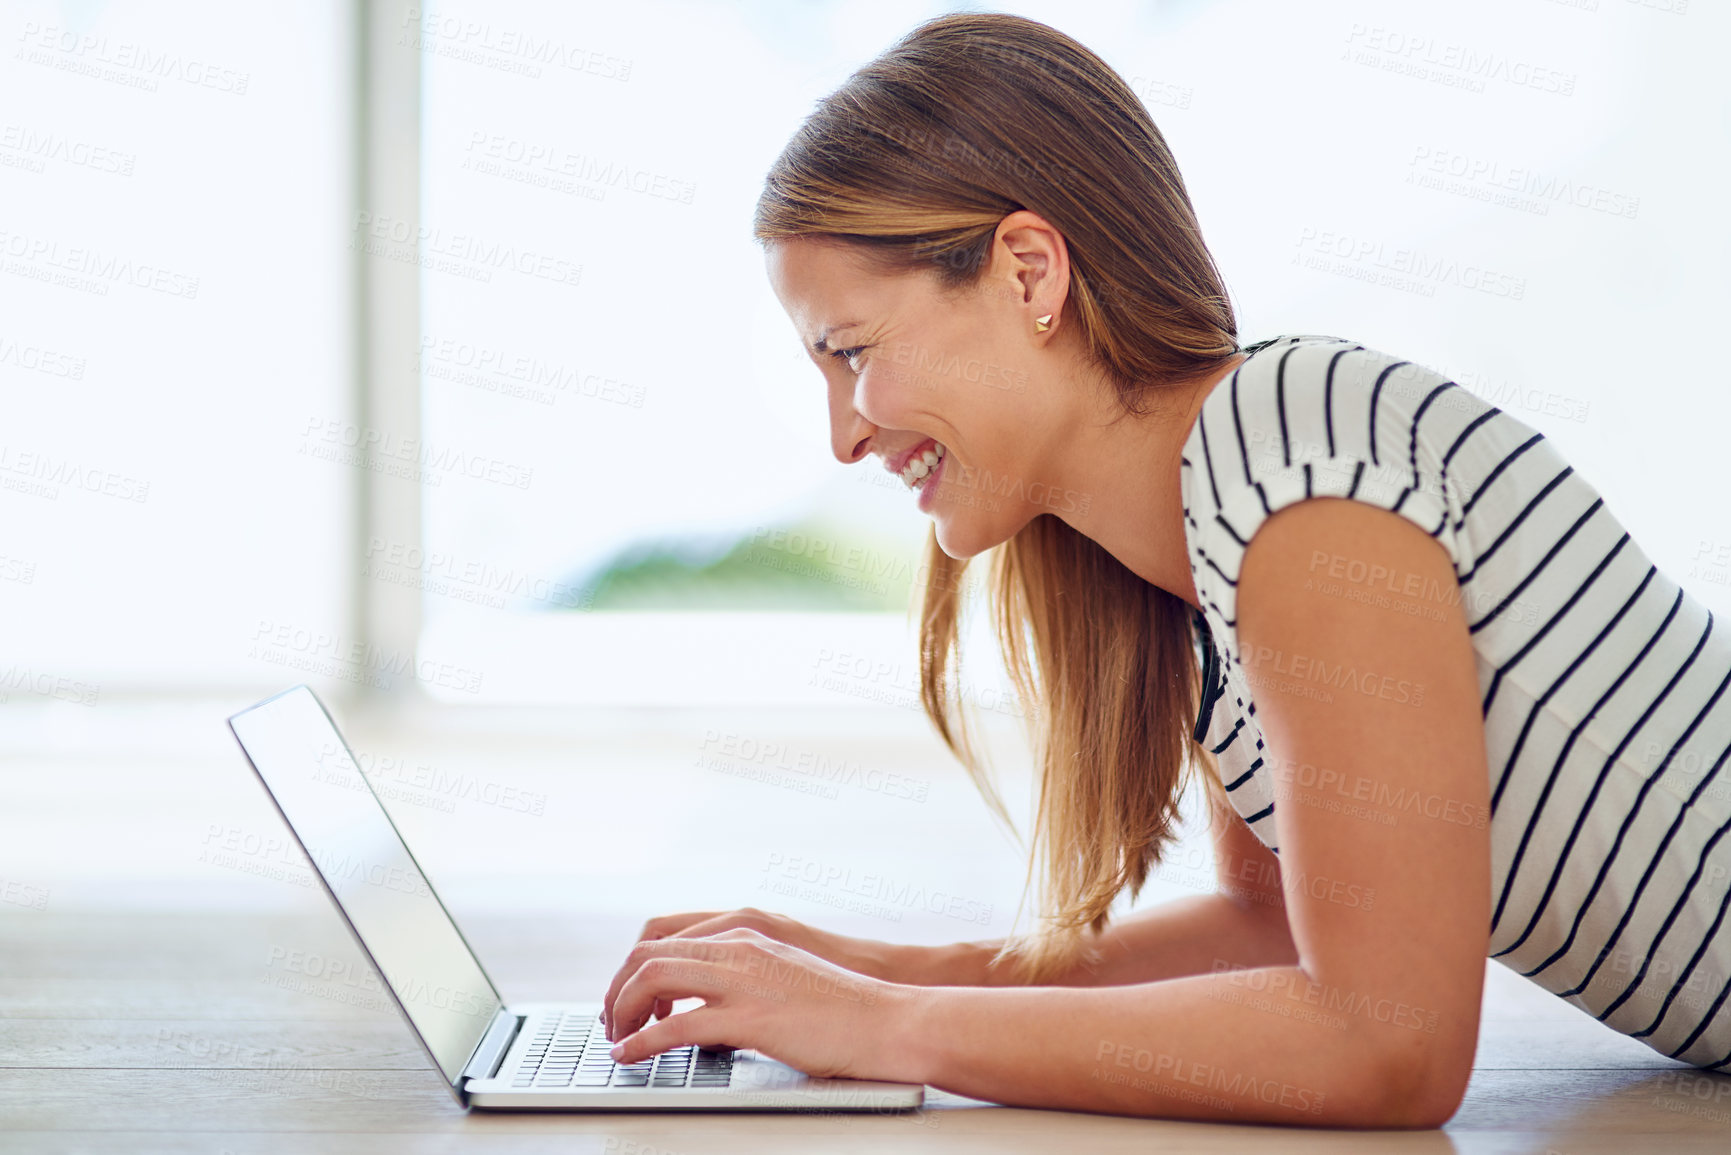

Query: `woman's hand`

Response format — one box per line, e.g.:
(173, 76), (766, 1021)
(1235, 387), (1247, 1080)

(620, 906), (898, 976)
(601, 906), (961, 1031)
(599, 927), (920, 1081)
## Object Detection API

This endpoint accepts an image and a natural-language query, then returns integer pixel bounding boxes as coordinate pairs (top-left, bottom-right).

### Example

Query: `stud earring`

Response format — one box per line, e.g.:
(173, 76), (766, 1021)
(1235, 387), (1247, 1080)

(1035, 314), (1053, 333)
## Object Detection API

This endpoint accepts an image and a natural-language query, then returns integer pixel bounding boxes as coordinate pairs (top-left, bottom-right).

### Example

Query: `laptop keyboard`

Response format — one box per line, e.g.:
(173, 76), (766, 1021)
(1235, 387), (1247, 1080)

(510, 1010), (735, 1090)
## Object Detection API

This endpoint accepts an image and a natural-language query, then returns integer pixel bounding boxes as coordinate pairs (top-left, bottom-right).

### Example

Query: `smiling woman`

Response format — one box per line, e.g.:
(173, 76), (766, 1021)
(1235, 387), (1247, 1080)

(597, 10), (1731, 1128)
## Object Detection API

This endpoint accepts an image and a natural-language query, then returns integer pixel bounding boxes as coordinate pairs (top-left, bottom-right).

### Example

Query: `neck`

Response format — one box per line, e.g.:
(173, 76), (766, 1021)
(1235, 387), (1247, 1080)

(1045, 352), (1246, 609)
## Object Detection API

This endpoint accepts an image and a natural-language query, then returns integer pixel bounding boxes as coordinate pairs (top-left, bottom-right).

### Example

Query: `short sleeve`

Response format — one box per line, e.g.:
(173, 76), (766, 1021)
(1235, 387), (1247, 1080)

(1183, 338), (1480, 671)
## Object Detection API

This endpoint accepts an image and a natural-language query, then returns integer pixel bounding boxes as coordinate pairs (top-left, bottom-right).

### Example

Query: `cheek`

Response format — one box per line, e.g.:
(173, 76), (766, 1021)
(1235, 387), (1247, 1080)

(856, 365), (933, 427)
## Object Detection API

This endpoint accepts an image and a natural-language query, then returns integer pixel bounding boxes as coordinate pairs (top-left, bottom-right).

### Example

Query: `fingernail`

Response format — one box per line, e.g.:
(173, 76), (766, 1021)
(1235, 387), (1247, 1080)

(609, 1043), (624, 1061)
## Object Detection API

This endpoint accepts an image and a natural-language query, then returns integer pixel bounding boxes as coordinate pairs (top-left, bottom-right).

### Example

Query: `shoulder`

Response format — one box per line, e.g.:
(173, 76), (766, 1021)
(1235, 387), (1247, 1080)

(1190, 335), (1475, 483)
(1181, 335), (1481, 660)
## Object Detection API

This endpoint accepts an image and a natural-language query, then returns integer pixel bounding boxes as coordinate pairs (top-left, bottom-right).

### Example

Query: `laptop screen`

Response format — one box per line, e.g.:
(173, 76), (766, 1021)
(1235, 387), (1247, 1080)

(228, 686), (504, 1085)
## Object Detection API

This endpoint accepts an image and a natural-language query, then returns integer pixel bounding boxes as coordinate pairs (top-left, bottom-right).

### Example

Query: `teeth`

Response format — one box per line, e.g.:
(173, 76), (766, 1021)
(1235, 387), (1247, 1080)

(899, 442), (946, 489)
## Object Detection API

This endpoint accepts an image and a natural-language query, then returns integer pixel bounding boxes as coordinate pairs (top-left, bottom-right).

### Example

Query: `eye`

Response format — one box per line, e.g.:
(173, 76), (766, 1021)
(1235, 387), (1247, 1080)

(830, 345), (866, 371)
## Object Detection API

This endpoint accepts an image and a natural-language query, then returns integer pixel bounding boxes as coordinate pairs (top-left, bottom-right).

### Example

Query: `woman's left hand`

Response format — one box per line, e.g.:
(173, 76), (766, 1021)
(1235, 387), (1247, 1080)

(602, 927), (918, 1081)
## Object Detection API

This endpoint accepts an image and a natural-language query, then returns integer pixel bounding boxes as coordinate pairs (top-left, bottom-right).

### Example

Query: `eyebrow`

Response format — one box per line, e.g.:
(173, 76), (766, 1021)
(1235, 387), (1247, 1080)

(810, 322), (862, 355)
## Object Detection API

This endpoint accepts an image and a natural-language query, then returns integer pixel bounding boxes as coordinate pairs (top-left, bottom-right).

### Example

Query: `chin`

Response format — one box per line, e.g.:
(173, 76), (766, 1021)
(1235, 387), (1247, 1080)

(931, 509), (1021, 562)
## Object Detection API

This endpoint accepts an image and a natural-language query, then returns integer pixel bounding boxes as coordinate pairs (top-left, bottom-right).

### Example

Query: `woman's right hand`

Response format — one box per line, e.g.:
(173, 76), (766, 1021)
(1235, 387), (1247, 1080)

(599, 907), (992, 1030)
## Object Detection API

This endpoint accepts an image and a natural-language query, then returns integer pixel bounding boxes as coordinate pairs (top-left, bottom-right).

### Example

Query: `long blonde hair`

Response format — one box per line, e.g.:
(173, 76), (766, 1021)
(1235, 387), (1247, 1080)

(754, 12), (1237, 981)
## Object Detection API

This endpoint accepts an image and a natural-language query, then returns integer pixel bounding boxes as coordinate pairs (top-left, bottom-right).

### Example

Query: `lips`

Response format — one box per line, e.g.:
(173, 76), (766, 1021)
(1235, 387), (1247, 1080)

(897, 441), (946, 489)
(886, 439), (933, 478)
(914, 448), (948, 513)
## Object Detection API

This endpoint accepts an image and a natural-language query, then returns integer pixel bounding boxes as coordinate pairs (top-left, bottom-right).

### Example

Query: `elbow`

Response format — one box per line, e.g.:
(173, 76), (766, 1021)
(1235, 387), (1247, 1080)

(1349, 1037), (1472, 1129)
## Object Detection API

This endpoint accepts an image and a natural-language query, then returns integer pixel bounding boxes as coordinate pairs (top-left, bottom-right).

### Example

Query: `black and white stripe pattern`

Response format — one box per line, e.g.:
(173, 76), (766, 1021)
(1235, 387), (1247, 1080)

(1181, 334), (1731, 1068)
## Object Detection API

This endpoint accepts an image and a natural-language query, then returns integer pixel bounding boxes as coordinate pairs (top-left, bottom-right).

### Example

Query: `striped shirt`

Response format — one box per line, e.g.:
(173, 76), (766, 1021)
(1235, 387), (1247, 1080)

(1181, 333), (1731, 1068)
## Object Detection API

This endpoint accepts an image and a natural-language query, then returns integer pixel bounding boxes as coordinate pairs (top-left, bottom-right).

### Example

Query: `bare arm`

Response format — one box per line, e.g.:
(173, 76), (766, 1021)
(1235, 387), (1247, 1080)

(892, 791), (1297, 987)
(604, 497), (1492, 1127)
(627, 782), (1295, 992)
(882, 498), (1490, 1125)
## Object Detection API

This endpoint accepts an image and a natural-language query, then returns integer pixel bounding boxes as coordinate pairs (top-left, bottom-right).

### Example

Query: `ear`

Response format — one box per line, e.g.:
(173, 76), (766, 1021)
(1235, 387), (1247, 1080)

(990, 210), (1070, 329)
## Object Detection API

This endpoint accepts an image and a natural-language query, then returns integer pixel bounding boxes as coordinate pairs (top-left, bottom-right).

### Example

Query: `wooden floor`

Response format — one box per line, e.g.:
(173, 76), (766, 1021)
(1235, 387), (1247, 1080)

(3, 908), (1729, 1154)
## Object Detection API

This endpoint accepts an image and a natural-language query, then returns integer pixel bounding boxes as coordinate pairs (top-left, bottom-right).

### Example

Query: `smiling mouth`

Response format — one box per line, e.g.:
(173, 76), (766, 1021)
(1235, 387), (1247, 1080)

(898, 442), (946, 489)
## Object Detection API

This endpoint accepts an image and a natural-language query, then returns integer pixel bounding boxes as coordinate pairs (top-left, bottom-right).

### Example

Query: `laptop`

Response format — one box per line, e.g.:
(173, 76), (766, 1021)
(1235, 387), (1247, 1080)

(226, 684), (926, 1112)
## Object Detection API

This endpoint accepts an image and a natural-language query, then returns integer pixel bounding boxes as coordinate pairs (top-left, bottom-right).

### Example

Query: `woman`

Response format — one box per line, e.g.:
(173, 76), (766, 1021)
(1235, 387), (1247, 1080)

(600, 12), (1731, 1125)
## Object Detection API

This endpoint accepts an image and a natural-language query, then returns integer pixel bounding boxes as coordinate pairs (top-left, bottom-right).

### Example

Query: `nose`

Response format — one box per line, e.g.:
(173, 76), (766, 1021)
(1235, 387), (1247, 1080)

(828, 382), (876, 465)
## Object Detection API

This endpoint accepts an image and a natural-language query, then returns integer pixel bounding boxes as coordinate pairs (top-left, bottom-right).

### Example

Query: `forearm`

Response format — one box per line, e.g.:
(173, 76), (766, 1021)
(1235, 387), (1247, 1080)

(1046, 893), (1297, 986)
(878, 893), (1295, 988)
(881, 965), (1455, 1127)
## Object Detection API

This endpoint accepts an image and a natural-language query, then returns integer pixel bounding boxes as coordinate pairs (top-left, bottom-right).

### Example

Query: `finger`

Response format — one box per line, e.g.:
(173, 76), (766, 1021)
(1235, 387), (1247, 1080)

(610, 1005), (735, 1065)
(602, 930), (765, 1034)
(611, 956), (731, 1043)
(603, 936), (713, 1035)
(637, 911), (730, 942)
(603, 914), (729, 1024)
(658, 914), (755, 943)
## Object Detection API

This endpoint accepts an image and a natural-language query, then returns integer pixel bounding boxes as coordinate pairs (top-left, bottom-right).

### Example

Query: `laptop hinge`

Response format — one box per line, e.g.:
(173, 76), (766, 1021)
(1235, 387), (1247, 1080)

(461, 1008), (522, 1082)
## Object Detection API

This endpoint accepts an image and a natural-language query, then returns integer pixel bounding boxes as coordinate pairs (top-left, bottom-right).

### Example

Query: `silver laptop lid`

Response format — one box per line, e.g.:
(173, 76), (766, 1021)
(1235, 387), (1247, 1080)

(227, 685), (505, 1095)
